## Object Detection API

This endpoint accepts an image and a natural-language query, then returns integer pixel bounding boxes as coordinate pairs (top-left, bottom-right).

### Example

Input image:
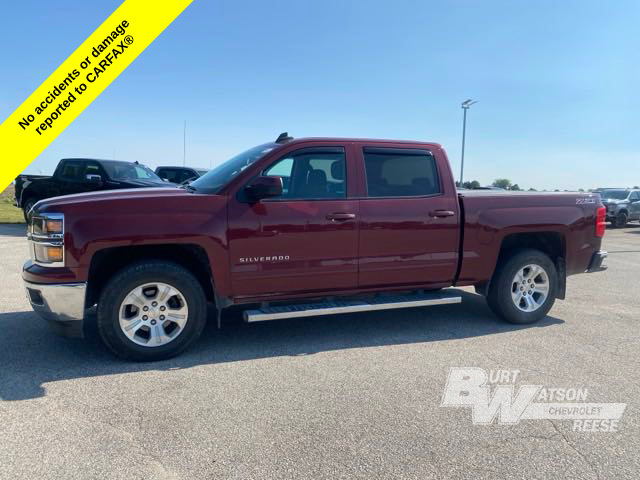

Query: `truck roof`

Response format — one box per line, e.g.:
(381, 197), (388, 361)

(156, 166), (199, 170)
(277, 137), (443, 148)
(61, 158), (135, 164)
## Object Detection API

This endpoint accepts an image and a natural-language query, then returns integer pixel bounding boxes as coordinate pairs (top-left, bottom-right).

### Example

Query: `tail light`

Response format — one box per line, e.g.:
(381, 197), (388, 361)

(595, 206), (606, 238)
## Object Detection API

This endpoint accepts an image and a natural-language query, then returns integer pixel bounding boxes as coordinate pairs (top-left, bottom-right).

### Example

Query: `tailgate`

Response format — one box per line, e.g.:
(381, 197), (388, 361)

(14, 176), (24, 205)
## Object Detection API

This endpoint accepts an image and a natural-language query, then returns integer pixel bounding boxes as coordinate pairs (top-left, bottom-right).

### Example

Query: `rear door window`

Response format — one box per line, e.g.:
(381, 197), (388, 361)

(157, 168), (177, 182)
(158, 168), (194, 183)
(177, 169), (196, 183)
(59, 161), (84, 182)
(363, 147), (440, 197)
(84, 162), (105, 178)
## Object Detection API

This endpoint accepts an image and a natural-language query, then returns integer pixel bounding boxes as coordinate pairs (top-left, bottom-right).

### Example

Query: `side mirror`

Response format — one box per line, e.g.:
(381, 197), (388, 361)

(86, 174), (103, 185)
(244, 176), (283, 201)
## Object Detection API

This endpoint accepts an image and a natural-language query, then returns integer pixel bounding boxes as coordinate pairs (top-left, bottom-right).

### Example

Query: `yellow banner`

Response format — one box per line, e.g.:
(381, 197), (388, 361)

(0, 0), (193, 190)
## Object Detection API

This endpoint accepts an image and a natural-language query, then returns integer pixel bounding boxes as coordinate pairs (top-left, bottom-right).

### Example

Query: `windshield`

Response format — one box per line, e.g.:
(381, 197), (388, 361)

(102, 161), (162, 181)
(190, 142), (278, 193)
(598, 189), (629, 200)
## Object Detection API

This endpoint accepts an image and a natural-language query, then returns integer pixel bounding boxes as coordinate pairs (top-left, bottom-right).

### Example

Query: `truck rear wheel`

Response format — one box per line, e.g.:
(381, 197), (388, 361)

(487, 249), (557, 324)
(97, 261), (207, 361)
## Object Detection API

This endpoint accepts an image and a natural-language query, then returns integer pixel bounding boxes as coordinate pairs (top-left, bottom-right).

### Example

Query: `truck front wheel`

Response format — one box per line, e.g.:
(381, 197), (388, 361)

(487, 249), (558, 324)
(97, 261), (207, 361)
(614, 212), (628, 228)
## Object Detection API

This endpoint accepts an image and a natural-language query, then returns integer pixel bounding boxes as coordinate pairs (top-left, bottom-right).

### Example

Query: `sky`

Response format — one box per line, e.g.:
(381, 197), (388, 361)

(1, 0), (638, 191)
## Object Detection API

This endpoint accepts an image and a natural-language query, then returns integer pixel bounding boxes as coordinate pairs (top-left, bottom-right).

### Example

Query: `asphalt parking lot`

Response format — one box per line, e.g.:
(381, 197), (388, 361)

(0, 223), (638, 479)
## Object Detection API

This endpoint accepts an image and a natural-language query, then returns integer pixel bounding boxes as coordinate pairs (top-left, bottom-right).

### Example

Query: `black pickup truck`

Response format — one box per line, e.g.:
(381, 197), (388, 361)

(15, 158), (173, 219)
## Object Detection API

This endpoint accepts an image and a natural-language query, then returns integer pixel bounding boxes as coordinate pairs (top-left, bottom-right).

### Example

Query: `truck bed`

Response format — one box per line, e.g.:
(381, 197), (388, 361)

(14, 175), (51, 206)
(457, 190), (602, 284)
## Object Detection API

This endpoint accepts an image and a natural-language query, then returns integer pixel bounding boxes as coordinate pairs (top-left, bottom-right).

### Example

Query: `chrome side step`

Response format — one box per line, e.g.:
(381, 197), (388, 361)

(244, 291), (461, 322)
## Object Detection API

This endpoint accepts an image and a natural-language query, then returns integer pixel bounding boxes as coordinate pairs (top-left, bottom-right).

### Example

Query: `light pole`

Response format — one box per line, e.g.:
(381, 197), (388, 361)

(183, 120), (186, 166)
(459, 99), (477, 186)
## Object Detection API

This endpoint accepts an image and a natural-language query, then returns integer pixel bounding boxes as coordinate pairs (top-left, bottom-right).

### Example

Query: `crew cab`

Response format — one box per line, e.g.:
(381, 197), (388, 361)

(22, 134), (608, 361)
(15, 158), (172, 220)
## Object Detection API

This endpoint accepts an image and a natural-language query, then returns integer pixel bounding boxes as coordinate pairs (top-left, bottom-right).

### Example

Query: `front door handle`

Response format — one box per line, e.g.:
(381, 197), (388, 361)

(326, 212), (356, 221)
(429, 210), (456, 218)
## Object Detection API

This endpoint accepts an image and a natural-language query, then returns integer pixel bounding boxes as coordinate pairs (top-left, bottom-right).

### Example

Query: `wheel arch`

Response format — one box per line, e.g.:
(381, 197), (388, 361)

(86, 244), (216, 308)
(21, 193), (39, 209)
(477, 231), (567, 299)
(21, 194), (41, 221)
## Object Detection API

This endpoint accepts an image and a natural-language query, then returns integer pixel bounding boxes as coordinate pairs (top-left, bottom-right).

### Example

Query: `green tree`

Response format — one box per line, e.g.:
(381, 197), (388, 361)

(492, 178), (512, 190)
(462, 180), (481, 189)
(510, 184), (521, 191)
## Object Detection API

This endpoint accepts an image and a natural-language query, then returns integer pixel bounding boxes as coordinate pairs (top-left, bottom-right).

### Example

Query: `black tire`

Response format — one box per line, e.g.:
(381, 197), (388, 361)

(487, 249), (558, 324)
(97, 261), (207, 361)
(22, 197), (37, 222)
(614, 212), (628, 228)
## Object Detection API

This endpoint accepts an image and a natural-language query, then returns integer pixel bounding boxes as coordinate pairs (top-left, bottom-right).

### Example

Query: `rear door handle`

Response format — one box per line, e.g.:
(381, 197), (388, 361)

(429, 210), (456, 218)
(326, 212), (356, 221)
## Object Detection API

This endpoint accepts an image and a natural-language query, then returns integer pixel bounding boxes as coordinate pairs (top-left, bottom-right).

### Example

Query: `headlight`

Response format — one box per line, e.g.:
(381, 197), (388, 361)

(31, 216), (63, 236)
(45, 219), (63, 234)
(29, 213), (65, 267)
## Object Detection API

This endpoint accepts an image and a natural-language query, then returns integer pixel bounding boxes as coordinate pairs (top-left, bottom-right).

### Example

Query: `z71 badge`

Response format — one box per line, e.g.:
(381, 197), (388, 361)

(576, 198), (596, 204)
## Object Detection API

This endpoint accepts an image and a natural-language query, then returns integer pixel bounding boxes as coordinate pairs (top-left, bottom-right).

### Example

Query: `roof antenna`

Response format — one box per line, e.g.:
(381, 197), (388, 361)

(276, 132), (293, 144)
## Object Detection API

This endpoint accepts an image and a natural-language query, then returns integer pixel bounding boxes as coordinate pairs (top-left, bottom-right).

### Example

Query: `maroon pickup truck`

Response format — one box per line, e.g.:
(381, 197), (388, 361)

(23, 134), (608, 360)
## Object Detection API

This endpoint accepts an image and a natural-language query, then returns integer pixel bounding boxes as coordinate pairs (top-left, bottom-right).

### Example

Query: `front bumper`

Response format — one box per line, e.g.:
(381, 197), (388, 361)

(24, 280), (86, 338)
(605, 206), (623, 220)
(587, 250), (608, 273)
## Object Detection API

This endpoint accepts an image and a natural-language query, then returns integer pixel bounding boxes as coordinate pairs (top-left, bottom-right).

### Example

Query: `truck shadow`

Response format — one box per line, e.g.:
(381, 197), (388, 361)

(0, 290), (564, 401)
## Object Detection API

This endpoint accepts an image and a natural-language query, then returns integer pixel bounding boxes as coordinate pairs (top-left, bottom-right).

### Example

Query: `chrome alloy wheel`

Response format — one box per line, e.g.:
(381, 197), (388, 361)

(510, 264), (550, 312)
(118, 282), (189, 347)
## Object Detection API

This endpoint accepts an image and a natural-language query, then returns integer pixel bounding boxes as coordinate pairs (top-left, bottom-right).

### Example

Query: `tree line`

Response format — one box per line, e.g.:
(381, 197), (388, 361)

(455, 179), (640, 192)
(456, 179), (525, 190)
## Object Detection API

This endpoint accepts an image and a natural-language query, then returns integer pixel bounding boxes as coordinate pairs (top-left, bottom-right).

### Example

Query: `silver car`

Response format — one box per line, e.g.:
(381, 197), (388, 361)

(597, 189), (640, 227)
